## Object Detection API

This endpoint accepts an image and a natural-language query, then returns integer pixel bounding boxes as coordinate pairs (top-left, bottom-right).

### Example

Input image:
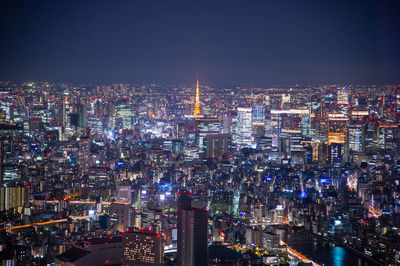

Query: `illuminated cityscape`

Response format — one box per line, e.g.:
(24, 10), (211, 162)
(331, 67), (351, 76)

(1, 1), (400, 266)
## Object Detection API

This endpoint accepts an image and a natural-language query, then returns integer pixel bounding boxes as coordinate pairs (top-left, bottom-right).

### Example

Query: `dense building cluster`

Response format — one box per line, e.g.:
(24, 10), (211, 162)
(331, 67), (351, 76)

(0, 80), (400, 265)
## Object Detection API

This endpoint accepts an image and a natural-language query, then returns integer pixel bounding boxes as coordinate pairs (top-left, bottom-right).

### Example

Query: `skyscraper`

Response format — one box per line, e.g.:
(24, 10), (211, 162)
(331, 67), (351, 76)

(194, 78), (201, 116)
(347, 124), (365, 153)
(195, 118), (220, 154)
(79, 136), (90, 174)
(252, 105), (266, 123)
(177, 193), (208, 266)
(0, 186), (28, 212)
(233, 107), (252, 149)
(123, 229), (165, 266)
(337, 87), (349, 105)
(110, 202), (135, 231)
(206, 134), (231, 159)
(115, 98), (132, 130)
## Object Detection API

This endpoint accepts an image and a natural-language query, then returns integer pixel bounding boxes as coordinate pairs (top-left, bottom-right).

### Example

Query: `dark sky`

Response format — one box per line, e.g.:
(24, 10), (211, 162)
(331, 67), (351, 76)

(0, 0), (399, 87)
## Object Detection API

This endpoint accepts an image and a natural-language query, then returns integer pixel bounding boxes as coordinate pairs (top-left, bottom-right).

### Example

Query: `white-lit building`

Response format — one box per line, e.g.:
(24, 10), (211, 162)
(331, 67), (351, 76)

(233, 107), (252, 149)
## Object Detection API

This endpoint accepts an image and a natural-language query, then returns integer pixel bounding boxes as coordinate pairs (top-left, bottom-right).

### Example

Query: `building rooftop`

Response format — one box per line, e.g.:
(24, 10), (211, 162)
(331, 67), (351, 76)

(57, 246), (91, 263)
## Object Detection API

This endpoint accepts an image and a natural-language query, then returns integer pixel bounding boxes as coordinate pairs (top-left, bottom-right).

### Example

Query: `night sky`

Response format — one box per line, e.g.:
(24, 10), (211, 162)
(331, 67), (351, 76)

(1, 0), (399, 87)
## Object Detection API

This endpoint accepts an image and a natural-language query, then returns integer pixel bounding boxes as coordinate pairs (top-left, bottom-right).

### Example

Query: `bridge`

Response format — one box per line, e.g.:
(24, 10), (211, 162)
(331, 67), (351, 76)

(281, 240), (321, 266)
(0, 212), (104, 231)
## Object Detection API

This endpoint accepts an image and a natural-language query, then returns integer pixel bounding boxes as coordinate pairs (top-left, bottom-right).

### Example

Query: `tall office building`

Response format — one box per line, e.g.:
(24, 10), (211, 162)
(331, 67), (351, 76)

(347, 124), (365, 153)
(301, 115), (310, 136)
(115, 99), (132, 130)
(270, 110), (283, 137)
(327, 117), (347, 165)
(222, 111), (235, 134)
(177, 193), (208, 266)
(110, 202), (135, 232)
(0, 186), (28, 212)
(252, 105), (266, 123)
(337, 87), (349, 105)
(78, 103), (88, 128)
(233, 107), (252, 149)
(79, 137), (90, 174)
(123, 229), (165, 266)
(62, 96), (75, 138)
(378, 123), (397, 150)
(327, 117), (347, 145)
(206, 134), (231, 159)
(195, 118), (220, 153)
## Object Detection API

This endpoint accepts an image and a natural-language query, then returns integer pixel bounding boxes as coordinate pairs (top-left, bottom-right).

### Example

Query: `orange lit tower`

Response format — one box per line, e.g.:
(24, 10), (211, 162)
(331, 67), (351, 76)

(194, 78), (201, 116)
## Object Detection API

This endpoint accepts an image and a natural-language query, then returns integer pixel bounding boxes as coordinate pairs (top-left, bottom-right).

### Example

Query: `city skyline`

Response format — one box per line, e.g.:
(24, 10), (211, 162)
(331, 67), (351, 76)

(0, 77), (399, 265)
(1, 1), (400, 266)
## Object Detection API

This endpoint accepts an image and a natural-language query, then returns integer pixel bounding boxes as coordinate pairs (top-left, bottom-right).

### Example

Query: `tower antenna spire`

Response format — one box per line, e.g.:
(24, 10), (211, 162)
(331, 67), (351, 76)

(194, 76), (200, 116)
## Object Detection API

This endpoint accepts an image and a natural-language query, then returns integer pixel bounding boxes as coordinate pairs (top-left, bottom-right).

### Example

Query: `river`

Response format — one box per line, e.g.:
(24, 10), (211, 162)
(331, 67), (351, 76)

(272, 228), (372, 266)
